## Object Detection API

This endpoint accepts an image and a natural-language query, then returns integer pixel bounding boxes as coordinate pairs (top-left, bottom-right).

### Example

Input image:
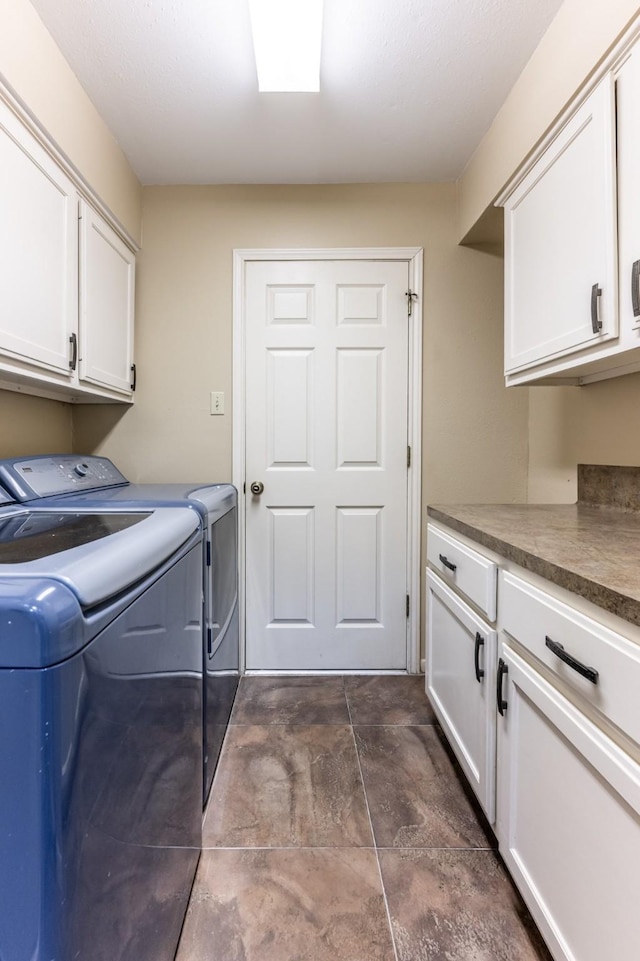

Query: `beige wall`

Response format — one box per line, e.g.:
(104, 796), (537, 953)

(528, 375), (640, 502)
(459, 0), (640, 241)
(0, 389), (72, 458)
(75, 183), (528, 503)
(0, 0), (142, 243)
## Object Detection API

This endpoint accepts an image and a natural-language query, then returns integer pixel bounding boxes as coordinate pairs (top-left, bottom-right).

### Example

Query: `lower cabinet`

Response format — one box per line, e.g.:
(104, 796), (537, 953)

(426, 569), (496, 822)
(426, 522), (640, 961)
(496, 642), (640, 961)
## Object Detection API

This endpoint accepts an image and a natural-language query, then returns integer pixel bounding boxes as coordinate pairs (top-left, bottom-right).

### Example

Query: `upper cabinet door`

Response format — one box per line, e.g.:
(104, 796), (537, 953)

(616, 47), (640, 334)
(0, 101), (77, 376)
(79, 200), (135, 395)
(504, 74), (618, 375)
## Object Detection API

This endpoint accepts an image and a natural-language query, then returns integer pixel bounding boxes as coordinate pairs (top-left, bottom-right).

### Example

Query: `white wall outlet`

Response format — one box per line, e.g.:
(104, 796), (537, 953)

(210, 391), (225, 415)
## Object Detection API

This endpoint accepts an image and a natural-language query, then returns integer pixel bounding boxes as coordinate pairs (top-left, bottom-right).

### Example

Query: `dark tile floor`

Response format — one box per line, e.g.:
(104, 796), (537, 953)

(176, 675), (552, 961)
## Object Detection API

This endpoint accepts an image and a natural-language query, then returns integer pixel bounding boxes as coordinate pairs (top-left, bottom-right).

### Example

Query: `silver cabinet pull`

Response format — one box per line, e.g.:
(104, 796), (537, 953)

(69, 332), (78, 370)
(632, 260), (640, 318)
(591, 283), (603, 333)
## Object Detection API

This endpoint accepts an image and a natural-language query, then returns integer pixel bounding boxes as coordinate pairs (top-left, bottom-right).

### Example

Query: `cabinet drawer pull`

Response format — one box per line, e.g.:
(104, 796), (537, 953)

(591, 283), (603, 333)
(130, 363), (137, 392)
(544, 636), (599, 684)
(69, 332), (77, 371)
(632, 260), (640, 318)
(474, 632), (485, 682)
(497, 657), (508, 716)
(438, 553), (457, 572)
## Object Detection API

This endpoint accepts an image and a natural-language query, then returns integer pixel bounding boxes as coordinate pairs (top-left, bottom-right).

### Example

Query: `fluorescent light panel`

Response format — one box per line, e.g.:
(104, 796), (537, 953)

(248, 0), (323, 92)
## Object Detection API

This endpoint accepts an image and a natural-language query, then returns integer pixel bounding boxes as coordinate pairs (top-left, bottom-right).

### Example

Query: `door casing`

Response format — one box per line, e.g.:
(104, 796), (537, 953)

(233, 247), (423, 674)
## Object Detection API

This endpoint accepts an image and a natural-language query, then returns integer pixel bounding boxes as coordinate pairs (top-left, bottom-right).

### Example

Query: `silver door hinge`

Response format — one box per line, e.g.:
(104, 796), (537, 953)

(406, 594), (410, 618)
(406, 289), (418, 316)
(407, 445), (411, 468)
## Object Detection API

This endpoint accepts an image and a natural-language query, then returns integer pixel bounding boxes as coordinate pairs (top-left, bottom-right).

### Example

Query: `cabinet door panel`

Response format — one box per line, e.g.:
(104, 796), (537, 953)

(616, 47), (640, 333)
(497, 645), (640, 961)
(79, 201), (135, 395)
(504, 74), (618, 374)
(426, 570), (496, 821)
(0, 102), (77, 375)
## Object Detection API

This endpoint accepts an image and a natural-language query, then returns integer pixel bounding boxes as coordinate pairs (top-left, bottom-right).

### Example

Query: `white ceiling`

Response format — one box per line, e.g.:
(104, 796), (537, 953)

(29, 0), (564, 185)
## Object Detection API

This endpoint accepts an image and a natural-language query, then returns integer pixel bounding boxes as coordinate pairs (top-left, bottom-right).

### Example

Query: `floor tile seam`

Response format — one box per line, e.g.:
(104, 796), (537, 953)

(342, 673), (356, 718)
(374, 845), (496, 852)
(200, 843), (495, 852)
(200, 844), (379, 852)
(349, 722), (438, 728)
(228, 721), (353, 727)
(347, 706), (400, 961)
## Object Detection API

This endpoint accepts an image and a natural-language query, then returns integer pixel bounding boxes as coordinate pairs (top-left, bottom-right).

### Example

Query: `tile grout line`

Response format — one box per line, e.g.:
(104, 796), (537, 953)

(200, 843), (495, 852)
(345, 686), (401, 961)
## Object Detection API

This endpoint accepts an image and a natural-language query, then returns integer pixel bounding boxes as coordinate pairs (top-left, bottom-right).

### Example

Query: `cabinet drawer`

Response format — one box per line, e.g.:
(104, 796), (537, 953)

(501, 570), (640, 746)
(427, 524), (497, 620)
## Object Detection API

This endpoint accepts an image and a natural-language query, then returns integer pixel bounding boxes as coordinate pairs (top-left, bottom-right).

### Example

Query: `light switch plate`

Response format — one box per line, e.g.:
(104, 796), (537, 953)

(210, 391), (225, 415)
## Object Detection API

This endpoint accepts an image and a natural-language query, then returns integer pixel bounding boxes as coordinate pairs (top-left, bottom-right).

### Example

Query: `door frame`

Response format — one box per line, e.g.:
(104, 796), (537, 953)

(232, 247), (423, 674)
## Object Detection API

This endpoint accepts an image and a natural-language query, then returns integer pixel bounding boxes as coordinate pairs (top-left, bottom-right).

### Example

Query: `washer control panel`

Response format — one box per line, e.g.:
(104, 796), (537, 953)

(0, 456), (129, 501)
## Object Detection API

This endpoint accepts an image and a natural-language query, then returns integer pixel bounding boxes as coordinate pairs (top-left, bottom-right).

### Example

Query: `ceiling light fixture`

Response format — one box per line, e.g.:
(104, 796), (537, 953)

(248, 0), (323, 93)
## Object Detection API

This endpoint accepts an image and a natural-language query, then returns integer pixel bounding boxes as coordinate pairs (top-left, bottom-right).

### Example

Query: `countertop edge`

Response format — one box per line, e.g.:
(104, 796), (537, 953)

(427, 505), (640, 629)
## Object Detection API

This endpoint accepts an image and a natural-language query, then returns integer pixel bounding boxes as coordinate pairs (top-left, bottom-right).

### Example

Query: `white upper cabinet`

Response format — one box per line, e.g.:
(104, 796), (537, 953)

(0, 95), (136, 404)
(500, 30), (640, 387)
(79, 201), (135, 396)
(0, 101), (78, 378)
(616, 45), (640, 336)
(503, 75), (618, 378)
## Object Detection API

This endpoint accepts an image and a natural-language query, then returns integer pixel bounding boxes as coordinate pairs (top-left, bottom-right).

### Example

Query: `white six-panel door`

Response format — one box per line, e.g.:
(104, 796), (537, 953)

(244, 259), (409, 670)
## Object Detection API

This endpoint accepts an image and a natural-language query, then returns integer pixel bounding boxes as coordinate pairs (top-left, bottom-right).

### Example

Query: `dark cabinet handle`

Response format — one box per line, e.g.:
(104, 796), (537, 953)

(632, 260), (640, 318)
(545, 636), (599, 684)
(591, 283), (602, 333)
(497, 657), (508, 716)
(130, 363), (137, 391)
(474, 632), (485, 682)
(438, 553), (457, 573)
(69, 332), (78, 371)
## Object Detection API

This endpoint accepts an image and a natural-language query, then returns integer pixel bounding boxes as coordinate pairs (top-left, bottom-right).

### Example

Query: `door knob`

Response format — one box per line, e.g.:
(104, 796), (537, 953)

(250, 481), (264, 495)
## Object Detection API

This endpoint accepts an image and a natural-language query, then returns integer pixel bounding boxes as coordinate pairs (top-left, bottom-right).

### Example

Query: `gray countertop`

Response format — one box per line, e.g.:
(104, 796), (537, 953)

(427, 502), (640, 628)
